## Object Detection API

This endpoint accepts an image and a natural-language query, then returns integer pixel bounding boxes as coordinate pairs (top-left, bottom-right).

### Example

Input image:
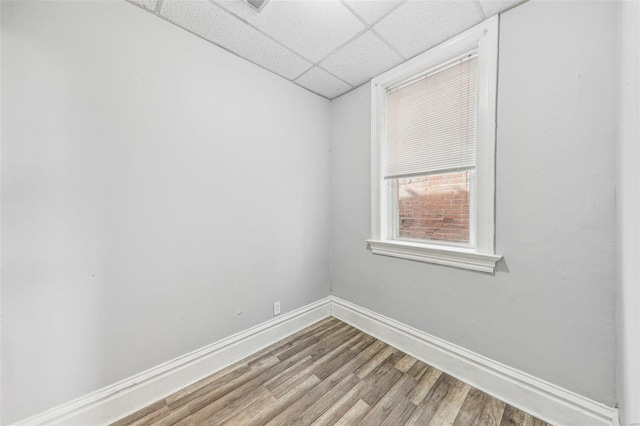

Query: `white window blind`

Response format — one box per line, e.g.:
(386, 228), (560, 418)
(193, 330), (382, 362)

(384, 54), (478, 178)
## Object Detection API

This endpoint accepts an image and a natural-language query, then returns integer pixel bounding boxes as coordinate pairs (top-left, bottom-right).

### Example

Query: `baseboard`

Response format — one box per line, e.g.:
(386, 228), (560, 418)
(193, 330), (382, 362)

(11, 295), (619, 426)
(11, 297), (332, 426)
(329, 296), (618, 426)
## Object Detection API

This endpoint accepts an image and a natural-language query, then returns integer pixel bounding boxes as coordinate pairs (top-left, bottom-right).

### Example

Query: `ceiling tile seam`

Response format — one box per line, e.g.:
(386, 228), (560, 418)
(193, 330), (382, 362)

(338, 0), (408, 62)
(338, 0), (409, 28)
(130, 0), (492, 100)
(390, 15), (487, 67)
(368, 27), (406, 60)
(124, 1), (355, 100)
(139, 8), (328, 99)
(366, 0), (410, 25)
(325, 71), (376, 100)
(293, 66), (354, 93)
(138, 0), (396, 95)
(154, 0), (164, 14)
(204, 0), (314, 79)
(313, 28), (365, 65)
(310, 56), (359, 83)
(322, 1), (515, 99)
(490, 1), (527, 16)
(314, 65), (354, 88)
(311, 28), (373, 73)
(126, 0), (154, 13)
(127, 1), (334, 99)
(473, 0), (488, 19)
(286, 12), (374, 88)
(292, 66), (318, 84)
(204, 0), (362, 86)
(290, 81), (332, 100)
(337, 0), (370, 27)
(311, 0), (413, 82)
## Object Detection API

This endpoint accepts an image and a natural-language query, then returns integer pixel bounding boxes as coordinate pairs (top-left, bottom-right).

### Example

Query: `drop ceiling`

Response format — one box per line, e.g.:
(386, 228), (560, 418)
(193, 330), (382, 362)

(128, 0), (526, 100)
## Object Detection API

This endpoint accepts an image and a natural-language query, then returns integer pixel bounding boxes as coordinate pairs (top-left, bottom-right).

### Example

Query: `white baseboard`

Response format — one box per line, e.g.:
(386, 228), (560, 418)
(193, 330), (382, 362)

(11, 295), (618, 426)
(11, 297), (332, 426)
(329, 296), (618, 426)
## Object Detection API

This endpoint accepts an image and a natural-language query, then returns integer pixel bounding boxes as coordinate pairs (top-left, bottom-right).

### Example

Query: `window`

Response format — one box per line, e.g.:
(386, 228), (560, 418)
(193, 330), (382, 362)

(368, 17), (501, 273)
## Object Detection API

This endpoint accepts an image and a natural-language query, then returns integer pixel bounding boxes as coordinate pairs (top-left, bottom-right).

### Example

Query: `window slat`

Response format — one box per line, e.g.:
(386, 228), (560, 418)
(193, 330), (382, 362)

(385, 55), (478, 178)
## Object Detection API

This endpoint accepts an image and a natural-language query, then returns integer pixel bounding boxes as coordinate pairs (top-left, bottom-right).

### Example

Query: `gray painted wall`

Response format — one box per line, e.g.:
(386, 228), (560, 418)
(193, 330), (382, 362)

(1, 0), (623, 422)
(1, 1), (331, 423)
(330, 0), (617, 405)
(616, 0), (640, 424)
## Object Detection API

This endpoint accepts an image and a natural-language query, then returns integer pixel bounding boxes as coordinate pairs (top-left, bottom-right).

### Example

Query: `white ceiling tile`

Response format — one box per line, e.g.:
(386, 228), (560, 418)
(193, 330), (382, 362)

(478, 0), (527, 17)
(321, 31), (403, 86)
(128, 0), (158, 12)
(373, 0), (483, 59)
(210, 0), (266, 21)
(209, 0), (262, 21)
(160, 0), (312, 80)
(214, 0), (366, 63)
(343, 0), (405, 25)
(295, 67), (352, 99)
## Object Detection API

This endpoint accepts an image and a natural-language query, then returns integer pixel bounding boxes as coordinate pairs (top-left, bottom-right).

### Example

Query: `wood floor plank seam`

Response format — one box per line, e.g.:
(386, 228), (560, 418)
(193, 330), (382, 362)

(112, 319), (552, 426)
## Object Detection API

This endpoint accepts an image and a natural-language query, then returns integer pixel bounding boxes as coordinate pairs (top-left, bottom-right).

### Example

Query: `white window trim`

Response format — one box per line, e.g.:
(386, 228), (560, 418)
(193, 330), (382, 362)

(368, 16), (502, 273)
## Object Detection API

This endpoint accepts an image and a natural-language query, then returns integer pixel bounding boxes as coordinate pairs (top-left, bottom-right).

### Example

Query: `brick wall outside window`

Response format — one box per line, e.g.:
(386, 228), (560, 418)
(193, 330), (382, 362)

(397, 171), (471, 243)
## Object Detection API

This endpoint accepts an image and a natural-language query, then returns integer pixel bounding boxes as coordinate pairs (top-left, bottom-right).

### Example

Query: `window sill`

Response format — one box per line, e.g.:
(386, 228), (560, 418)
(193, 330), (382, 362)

(366, 239), (502, 273)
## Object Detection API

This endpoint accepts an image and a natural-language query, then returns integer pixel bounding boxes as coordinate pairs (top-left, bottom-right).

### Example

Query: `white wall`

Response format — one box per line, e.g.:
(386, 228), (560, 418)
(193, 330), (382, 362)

(0, 1), (331, 423)
(616, 1), (640, 424)
(331, 0), (617, 406)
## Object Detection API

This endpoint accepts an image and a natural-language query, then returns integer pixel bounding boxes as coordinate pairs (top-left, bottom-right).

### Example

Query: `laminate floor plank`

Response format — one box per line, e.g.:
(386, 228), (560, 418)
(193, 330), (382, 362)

(407, 364), (443, 405)
(176, 353), (299, 418)
(406, 373), (464, 424)
(242, 318), (339, 369)
(165, 356), (278, 413)
(380, 397), (418, 426)
(426, 380), (471, 426)
(267, 331), (365, 401)
(309, 379), (371, 426)
(273, 324), (355, 370)
(294, 374), (362, 425)
(174, 385), (272, 426)
(454, 386), (492, 426)
(526, 414), (550, 426)
(306, 327), (362, 361)
(275, 319), (345, 353)
(406, 359), (430, 380)
(477, 394), (507, 426)
(360, 356), (405, 406)
(334, 399), (371, 426)
(272, 339), (384, 424)
(111, 319), (552, 426)
(354, 344), (397, 378)
(311, 336), (365, 380)
(222, 375), (320, 426)
(351, 334), (377, 352)
(165, 363), (252, 408)
(274, 322), (349, 362)
(501, 404), (527, 426)
(265, 355), (315, 396)
(128, 406), (171, 426)
(361, 374), (416, 424)
(315, 338), (385, 388)
(112, 401), (165, 426)
(395, 354), (418, 373)
(265, 350), (374, 425)
(147, 406), (191, 426)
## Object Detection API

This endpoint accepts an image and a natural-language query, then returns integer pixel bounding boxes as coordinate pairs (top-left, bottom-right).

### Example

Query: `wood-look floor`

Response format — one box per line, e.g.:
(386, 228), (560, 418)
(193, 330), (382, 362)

(112, 318), (551, 426)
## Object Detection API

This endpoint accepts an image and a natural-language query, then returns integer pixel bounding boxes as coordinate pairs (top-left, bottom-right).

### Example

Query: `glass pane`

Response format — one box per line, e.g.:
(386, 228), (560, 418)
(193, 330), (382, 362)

(396, 171), (471, 243)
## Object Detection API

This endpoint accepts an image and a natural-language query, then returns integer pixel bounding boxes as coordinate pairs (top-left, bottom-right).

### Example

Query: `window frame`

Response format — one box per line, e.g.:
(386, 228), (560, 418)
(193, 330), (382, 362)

(368, 16), (502, 273)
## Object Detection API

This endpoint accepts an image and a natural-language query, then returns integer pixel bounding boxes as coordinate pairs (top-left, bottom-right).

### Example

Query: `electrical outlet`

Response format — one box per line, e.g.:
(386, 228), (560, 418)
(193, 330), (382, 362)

(273, 301), (281, 316)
